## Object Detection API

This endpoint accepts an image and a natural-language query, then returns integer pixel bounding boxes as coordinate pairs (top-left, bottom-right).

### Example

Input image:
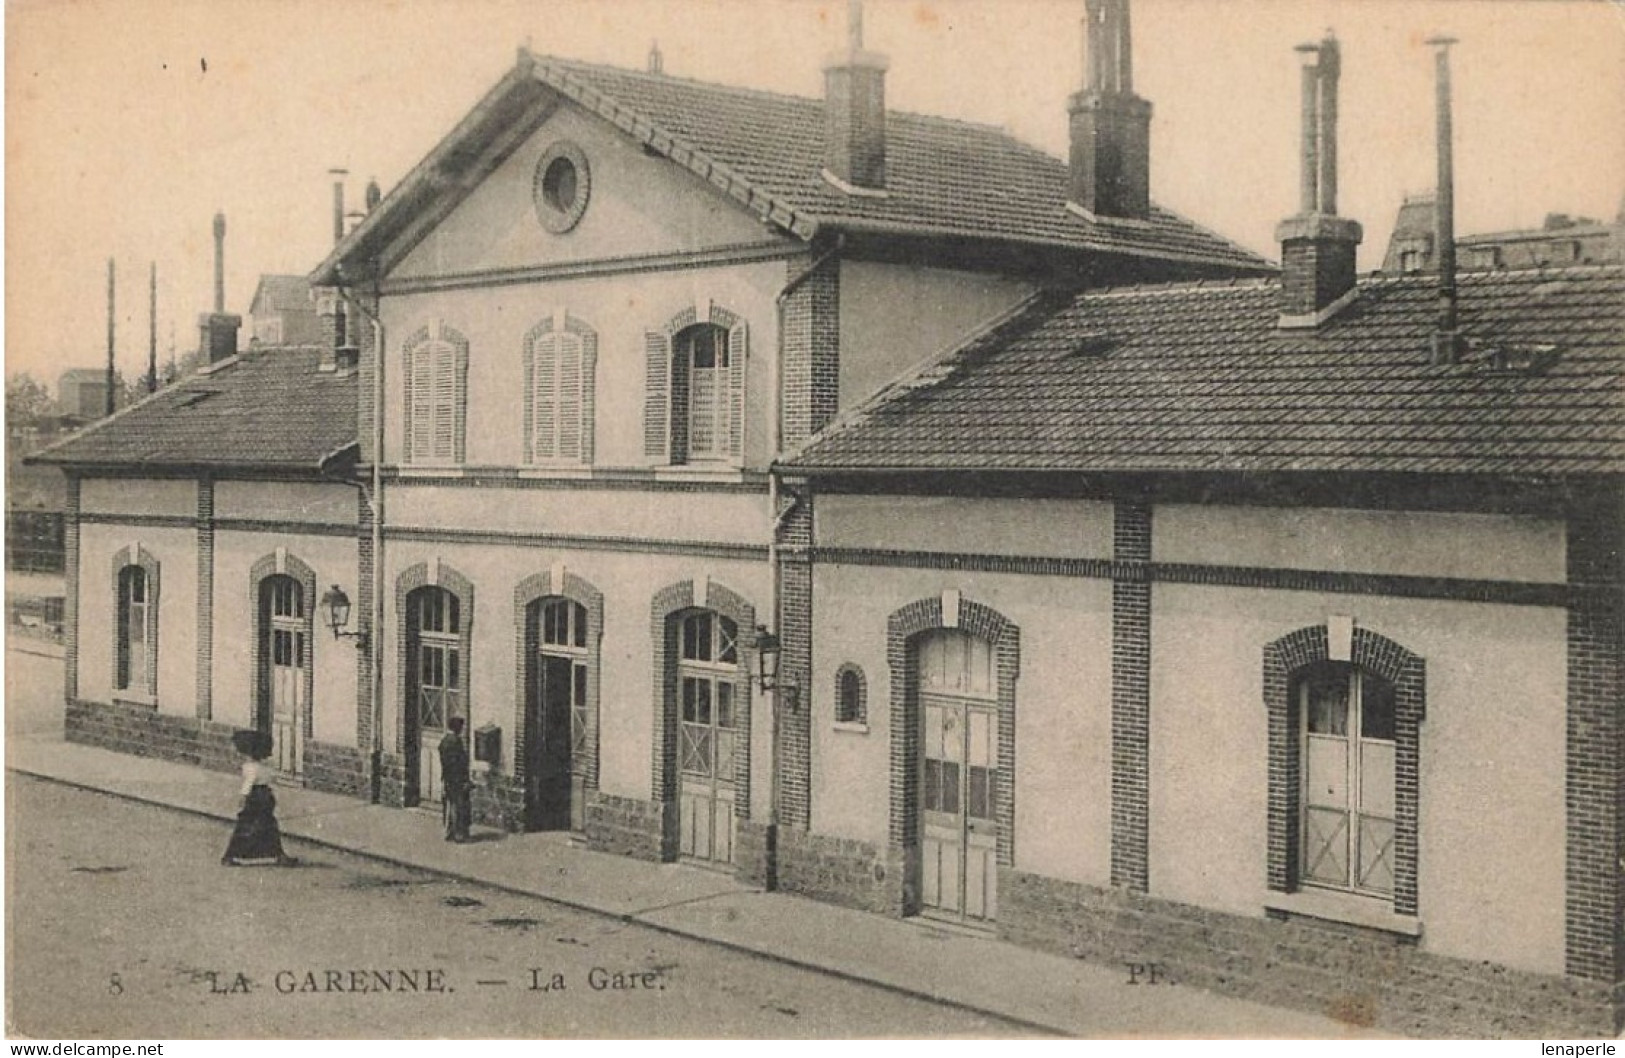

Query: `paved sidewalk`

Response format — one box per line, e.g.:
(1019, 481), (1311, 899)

(6, 733), (1372, 1038)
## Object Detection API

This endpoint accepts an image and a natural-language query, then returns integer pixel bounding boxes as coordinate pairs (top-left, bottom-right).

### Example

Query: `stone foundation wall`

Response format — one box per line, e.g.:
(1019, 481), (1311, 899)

(584, 792), (671, 862)
(470, 771), (525, 832)
(303, 741), (368, 798)
(376, 752), (409, 809)
(775, 826), (902, 915)
(998, 868), (1620, 1039)
(735, 820), (775, 888)
(67, 698), (239, 775)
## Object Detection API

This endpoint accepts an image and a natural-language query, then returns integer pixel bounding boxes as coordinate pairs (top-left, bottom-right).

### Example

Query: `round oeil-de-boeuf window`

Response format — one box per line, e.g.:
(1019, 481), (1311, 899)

(533, 141), (591, 234)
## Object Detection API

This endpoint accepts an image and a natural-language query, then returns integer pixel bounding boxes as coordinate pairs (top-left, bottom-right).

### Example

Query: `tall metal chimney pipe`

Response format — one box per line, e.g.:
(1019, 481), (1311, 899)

(1317, 32), (1340, 215)
(148, 262), (158, 394)
(106, 259), (116, 417)
(212, 212), (226, 314)
(1428, 36), (1460, 363)
(1296, 43), (1321, 215)
(330, 168), (348, 245)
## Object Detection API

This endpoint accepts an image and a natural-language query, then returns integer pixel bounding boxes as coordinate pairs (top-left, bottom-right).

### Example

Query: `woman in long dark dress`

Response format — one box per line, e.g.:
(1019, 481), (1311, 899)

(222, 730), (296, 866)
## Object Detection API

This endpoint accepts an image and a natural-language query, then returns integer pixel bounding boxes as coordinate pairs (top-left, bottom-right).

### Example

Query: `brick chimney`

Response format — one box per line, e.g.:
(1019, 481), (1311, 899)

(822, 0), (888, 195)
(1066, 0), (1152, 221)
(1276, 33), (1362, 328)
(199, 212), (240, 363)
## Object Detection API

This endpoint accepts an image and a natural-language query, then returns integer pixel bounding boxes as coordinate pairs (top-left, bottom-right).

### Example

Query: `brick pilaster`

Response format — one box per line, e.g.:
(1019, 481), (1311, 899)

(778, 492), (814, 830)
(355, 489), (375, 770)
(195, 476), (214, 719)
(1564, 491), (1625, 984)
(1110, 501), (1152, 891)
(779, 255), (840, 452)
(63, 475), (81, 703)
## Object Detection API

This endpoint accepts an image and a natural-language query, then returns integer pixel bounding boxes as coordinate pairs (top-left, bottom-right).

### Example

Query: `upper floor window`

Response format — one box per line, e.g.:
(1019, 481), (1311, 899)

(524, 316), (597, 465)
(403, 323), (469, 465)
(1299, 662), (1395, 897)
(644, 309), (748, 467)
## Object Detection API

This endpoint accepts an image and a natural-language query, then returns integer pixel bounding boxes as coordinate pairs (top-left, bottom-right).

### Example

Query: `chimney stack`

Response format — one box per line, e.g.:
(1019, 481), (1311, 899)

(1275, 33), (1363, 328)
(1066, 0), (1152, 221)
(365, 177), (382, 212)
(1428, 36), (1461, 364)
(199, 211), (240, 363)
(648, 41), (664, 75)
(822, 0), (889, 194)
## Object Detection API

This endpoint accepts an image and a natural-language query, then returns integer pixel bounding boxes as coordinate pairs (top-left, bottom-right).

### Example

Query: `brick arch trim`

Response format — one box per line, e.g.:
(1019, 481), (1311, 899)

(110, 543), (162, 699)
(513, 570), (605, 792)
(649, 579), (757, 813)
(248, 551), (318, 741)
(1263, 623), (1425, 915)
(394, 561), (476, 758)
(887, 595), (1021, 880)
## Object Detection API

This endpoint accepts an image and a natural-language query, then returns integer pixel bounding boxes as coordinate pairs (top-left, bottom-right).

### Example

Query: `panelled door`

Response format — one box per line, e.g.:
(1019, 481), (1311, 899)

(918, 630), (998, 923)
(408, 587), (464, 806)
(261, 576), (306, 780)
(526, 598), (588, 832)
(677, 610), (739, 864)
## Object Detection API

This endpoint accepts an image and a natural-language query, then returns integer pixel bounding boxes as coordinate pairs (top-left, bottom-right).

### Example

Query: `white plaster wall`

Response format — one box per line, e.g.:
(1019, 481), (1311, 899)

(378, 259), (784, 471)
(1154, 504), (1566, 583)
(376, 541), (770, 804)
(808, 563), (1114, 886)
(214, 481), (357, 526)
(817, 495), (1113, 559)
(81, 478), (195, 518)
(390, 483), (770, 545)
(211, 530), (361, 745)
(1149, 582), (1567, 976)
(76, 523), (197, 716)
(393, 105), (776, 279)
(838, 261), (1033, 412)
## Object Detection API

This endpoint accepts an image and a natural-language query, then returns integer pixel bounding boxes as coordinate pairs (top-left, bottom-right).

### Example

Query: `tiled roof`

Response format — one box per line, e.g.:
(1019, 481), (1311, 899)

(786, 265), (1625, 477)
(538, 58), (1270, 271)
(29, 348), (357, 472)
(314, 54), (1273, 283)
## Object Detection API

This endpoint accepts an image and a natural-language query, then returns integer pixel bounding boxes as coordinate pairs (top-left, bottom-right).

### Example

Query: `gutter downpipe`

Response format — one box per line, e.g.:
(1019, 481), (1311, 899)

(759, 234), (838, 877)
(338, 275), (387, 804)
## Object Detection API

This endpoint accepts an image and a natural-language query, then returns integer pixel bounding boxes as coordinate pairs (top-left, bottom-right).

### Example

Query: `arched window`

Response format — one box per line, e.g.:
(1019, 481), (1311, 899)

(524, 316), (597, 464)
(116, 565), (151, 693)
(835, 664), (867, 725)
(1298, 662), (1396, 896)
(402, 324), (469, 464)
(642, 308), (748, 466)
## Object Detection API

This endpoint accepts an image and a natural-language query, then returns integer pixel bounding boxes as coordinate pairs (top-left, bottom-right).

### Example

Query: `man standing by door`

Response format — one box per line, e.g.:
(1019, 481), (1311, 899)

(439, 717), (472, 843)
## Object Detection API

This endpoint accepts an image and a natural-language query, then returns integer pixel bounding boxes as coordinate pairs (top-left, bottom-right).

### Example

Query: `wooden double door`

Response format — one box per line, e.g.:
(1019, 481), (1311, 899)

(257, 575), (307, 782)
(917, 629), (999, 924)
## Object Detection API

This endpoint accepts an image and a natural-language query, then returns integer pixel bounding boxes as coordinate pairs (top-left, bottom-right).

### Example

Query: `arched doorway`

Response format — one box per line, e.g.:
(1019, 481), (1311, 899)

(675, 607), (742, 864)
(256, 574), (308, 780)
(404, 585), (466, 806)
(916, 628), (999, 923)
(523, 596), (589, 831)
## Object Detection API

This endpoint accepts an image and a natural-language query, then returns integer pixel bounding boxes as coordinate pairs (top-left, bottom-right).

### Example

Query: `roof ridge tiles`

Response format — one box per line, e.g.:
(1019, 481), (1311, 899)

(533, 53), (1015, 137)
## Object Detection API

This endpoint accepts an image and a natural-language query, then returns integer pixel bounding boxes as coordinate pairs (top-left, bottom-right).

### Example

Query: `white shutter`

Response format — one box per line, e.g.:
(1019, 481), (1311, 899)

(431, 342), (456, 462)
(557, 332), (583, 461)
(532, 332), (559, 461)
(727, 320), (748, 460)
(408, 341), (436, 462)
(644, 330), (671, 462)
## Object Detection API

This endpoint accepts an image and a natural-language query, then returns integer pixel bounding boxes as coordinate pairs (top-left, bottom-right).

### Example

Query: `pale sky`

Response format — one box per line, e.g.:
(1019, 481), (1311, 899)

(6, 0), (1623, 388)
